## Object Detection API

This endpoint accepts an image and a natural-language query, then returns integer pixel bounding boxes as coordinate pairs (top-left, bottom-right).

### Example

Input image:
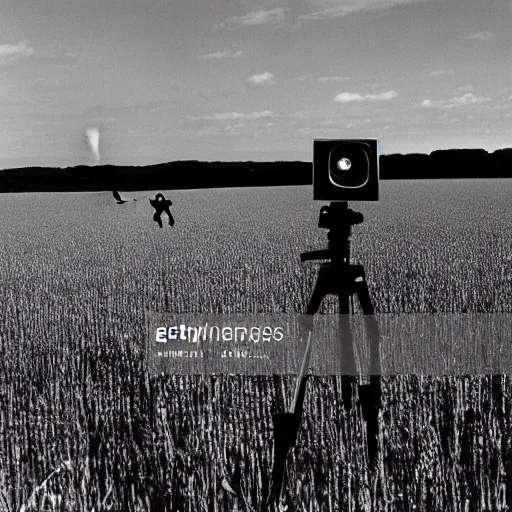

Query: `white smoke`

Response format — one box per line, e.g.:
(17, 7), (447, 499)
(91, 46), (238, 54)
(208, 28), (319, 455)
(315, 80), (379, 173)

(85, 127), (100, 162)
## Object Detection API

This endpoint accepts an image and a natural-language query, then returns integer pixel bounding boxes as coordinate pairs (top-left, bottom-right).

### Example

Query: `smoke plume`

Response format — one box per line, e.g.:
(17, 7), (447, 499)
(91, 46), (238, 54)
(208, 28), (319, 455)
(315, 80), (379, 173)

(85, 127), (100, 162)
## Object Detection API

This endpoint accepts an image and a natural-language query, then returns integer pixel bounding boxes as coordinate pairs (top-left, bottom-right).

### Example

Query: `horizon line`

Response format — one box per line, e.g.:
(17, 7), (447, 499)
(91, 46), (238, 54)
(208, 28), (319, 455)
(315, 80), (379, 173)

(1, 146), (510, 171)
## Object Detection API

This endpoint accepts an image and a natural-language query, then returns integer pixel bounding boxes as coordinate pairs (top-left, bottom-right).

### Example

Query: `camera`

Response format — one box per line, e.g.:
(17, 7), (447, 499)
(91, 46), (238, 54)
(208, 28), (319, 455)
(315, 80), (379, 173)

(313, 139), (380, 201)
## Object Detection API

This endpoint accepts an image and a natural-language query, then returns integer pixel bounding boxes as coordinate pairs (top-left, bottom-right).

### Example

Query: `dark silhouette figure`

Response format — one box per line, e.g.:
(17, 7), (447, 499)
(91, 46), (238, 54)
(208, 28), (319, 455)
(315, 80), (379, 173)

(113, 190), (129, 204)
(149, 193), (174, 228)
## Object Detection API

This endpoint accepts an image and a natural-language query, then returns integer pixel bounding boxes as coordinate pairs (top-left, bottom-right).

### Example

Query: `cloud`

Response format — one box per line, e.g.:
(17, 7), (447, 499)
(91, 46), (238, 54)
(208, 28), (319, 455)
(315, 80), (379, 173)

(318, 76), (350, 83)
(314, 117), (373, 128)
(190, 110), (279, 121)
(0, 41), (34, 64)
(429, 69), (453, 76)
(299, 0), (432, 21)
(334, 90), (398, 102)
(297, 75), (350, 83)
(213, 8), (286, 29)
(335, 92), (366, 102)
(198, 50), (243, 60)
(464, 31), (495, 41)
(246, 71), (275, 87)
(421, 93), (491, 108)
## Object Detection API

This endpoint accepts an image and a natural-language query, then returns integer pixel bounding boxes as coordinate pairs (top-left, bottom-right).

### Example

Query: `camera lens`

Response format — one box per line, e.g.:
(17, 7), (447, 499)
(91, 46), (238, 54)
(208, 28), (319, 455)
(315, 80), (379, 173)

(328, 143), (370, 189)
(337, 158), (352, 171)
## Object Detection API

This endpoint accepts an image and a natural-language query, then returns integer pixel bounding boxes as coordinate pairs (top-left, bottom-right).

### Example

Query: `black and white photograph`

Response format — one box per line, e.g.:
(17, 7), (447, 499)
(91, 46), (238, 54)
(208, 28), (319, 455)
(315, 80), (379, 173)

(1, 0), (512, 510)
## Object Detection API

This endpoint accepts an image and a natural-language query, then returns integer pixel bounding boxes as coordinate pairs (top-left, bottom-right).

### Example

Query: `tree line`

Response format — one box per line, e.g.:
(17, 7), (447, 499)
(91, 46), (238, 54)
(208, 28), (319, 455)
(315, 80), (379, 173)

(0, 148), (511, 193)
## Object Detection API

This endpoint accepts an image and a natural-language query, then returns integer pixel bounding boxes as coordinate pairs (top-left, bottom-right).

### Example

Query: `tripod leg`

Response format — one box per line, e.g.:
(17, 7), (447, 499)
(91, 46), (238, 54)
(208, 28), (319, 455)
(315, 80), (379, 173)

(355, 276), (381, 376)
(358, 380), (380, 468)
(268, 283), (327, 509)
(298, 276), (327, 401)
(337, 290), (358, 375)
(298, 275), (328, 341)
(337, 290), (358, 410)
(306, 276), (328, 315)
(355, 274), (382, 469)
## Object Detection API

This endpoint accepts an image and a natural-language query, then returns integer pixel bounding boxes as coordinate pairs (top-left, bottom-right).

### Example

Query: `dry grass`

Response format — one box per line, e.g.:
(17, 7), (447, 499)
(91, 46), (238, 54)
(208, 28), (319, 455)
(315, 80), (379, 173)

(0, 182), (511, 510)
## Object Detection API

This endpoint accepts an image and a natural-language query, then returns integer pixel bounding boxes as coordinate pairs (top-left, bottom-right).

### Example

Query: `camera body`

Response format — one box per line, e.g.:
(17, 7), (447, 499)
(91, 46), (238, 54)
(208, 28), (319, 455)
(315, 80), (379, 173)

(313, 139), (380, 201)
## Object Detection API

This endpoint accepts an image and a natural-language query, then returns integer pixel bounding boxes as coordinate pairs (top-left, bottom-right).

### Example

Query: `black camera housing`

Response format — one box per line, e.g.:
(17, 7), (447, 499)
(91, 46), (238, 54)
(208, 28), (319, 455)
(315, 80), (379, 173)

(313, 139), (379, 201)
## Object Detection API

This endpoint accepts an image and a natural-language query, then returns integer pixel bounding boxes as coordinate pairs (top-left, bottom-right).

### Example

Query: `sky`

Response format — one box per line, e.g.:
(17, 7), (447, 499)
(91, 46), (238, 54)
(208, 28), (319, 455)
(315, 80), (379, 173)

(1, 0), (512, 168)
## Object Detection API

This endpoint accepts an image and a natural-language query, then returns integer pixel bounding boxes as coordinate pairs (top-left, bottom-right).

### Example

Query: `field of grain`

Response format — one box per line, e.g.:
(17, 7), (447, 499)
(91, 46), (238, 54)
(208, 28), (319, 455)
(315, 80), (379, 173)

(1, 180), (512, 511)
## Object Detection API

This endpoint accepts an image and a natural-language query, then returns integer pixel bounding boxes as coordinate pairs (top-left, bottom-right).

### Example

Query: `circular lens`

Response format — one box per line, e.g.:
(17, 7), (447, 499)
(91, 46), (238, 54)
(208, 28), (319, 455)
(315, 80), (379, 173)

(337, 158), (352, 171)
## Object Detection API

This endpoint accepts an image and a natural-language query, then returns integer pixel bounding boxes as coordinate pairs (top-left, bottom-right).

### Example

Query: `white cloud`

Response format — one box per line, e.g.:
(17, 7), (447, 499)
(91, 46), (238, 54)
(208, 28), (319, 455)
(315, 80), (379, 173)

(429, 69), (453, 76)
(464, 31), (495, 41)
(0, 41), (34, 63)
(318, 76), (350, 83)
(246, 71), (275, 87)
(296, 75), (350, 83)
(198, 50), (243, 60)
(190, 110), (279, 121)
(213, 8), (286, 30)
(421, 93), (491, 108)
(299, 0), (433, 21)
(335, 92), (365, 102)
(361, 90), (397, 100)
(334, 90), (398, 102)
(321, 117), (373, 127)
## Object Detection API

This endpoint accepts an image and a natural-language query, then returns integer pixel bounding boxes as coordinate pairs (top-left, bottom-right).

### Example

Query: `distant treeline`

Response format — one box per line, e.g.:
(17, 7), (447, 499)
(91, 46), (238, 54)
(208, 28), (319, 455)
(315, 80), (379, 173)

(0, 148), (511, 193)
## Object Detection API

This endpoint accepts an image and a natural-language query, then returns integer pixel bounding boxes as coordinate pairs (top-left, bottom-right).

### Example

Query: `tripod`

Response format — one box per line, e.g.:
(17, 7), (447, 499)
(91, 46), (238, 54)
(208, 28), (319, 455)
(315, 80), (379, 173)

(302, 201), (382, 456)
(267, 201), (382, 509)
